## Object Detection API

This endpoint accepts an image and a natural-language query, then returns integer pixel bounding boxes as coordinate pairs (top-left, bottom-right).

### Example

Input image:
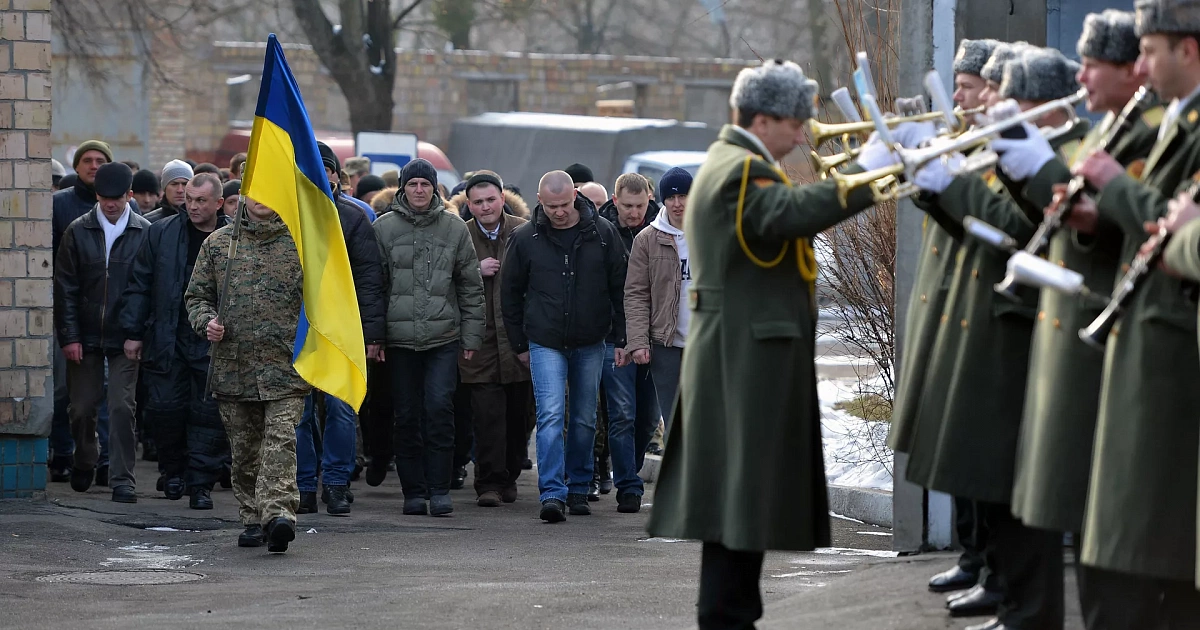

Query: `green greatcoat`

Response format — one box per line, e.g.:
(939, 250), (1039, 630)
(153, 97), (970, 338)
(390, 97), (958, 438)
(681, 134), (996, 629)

(645, 124), (877, 552)
(888, 203), (962, 453)
(1010, 107), (1162, 534)
(1162, 216), (1200, 589)
(904, 123), (1090, 505)
(1081, 94), (1200, 582)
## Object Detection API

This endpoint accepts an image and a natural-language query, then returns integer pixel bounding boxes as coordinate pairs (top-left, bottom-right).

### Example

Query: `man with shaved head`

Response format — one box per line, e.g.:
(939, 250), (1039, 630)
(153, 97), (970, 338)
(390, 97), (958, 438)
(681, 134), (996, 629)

(501, 170), (628, 523)
(577, 181), (609, 209)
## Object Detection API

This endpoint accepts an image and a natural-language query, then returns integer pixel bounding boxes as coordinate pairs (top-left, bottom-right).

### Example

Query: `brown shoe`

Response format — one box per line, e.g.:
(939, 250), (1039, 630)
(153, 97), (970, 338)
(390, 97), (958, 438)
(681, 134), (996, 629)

(477, 491), (502, 507)
(500, 486), (518, 503)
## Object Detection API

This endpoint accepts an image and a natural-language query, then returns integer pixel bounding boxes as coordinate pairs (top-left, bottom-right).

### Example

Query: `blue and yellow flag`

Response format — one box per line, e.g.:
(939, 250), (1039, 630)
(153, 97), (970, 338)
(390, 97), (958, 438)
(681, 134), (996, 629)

(242, 34), (367, 410)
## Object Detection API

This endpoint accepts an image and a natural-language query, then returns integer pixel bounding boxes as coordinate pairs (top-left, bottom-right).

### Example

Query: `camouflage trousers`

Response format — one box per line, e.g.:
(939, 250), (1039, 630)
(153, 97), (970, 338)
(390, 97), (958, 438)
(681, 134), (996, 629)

(218, 397), (305, 527)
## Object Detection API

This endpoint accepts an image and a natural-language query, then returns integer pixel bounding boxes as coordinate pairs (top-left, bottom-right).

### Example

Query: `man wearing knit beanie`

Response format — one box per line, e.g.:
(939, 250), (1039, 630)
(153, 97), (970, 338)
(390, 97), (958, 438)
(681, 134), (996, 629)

(145, 159), (194, 224)
(316, 141), (376, 221)
(565, 163), (593, 185)
(131, 169), (161, 216)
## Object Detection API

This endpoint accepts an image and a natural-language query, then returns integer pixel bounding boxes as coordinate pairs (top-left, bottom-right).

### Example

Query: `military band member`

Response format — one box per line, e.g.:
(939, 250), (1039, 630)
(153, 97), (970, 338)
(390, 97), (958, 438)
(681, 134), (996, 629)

(982, 11), (1165, 625)
(644, 60), (901, 630)
(1064, 0), (1200, 623)
(903, 47), (1092, 630)
(890, 38), (1003, 609)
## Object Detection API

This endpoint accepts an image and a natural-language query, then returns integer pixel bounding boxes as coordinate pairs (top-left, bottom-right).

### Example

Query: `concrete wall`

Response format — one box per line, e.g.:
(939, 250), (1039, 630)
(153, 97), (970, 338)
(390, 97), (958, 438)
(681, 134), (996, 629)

(0, 0), (53, 497)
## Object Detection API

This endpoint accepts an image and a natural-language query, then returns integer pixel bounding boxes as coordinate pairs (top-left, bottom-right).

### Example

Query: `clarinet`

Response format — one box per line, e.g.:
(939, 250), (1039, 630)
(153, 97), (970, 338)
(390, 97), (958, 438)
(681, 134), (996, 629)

(1078, 176), (1200, 350)
(995, 86), (1154, 301)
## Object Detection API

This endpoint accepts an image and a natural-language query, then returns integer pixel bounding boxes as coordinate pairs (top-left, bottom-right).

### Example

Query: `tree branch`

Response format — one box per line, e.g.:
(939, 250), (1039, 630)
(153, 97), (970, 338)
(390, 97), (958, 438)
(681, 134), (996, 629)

(392, 0), (429, 31)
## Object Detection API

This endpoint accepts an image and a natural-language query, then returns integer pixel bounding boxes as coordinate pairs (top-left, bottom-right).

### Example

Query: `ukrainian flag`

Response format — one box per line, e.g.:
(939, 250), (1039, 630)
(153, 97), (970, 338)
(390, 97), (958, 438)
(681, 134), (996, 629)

(241, 34), (367, 410)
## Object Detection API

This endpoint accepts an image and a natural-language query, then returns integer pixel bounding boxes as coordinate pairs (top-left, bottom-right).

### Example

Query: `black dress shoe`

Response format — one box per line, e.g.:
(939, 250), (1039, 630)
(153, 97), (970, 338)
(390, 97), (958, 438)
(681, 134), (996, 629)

(587, 478), (601, 502)
(111, 485), (137, 503)
(963, 618), (1005, 630)
(265, 517), (295, 553)
(94, 464), (109, 487)
(298, 491), (318, 514)
(238, 524), (265, 547)
(948, 585), (1003, 618)
(70, 467), (94, 492)
(164, 476), (185, 501)
(189, 488), (214, 510)
(450, 466), (467, 490)
(929, 565), (979, 593)
(947, 584), (981, 607)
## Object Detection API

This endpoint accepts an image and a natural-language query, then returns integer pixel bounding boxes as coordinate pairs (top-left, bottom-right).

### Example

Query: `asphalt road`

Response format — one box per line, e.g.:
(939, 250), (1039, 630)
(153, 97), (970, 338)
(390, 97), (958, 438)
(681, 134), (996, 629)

(0, 458), (1082, 630)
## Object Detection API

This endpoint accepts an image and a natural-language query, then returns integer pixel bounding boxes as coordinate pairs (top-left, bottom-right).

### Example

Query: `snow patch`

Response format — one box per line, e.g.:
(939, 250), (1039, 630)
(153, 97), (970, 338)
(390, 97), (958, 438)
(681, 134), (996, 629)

(819, 376), (893, 491)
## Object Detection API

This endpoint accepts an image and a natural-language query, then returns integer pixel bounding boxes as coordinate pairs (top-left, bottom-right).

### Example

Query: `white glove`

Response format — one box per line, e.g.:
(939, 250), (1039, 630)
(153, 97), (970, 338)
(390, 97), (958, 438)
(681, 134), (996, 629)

(890, 120), (938, 149)
(990, 121), (1056, 181)
(856, 136), (900, 171)
(913, 153), (965, 195)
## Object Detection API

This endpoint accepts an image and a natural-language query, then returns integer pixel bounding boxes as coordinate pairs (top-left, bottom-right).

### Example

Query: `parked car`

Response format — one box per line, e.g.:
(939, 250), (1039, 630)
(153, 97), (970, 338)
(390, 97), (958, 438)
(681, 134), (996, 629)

(621, 150), (708, 189)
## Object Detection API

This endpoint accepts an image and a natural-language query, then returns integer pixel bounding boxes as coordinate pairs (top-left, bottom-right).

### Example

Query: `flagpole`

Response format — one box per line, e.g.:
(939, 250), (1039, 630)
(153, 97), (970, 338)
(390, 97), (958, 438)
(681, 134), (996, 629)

(205, 195), (247, 398)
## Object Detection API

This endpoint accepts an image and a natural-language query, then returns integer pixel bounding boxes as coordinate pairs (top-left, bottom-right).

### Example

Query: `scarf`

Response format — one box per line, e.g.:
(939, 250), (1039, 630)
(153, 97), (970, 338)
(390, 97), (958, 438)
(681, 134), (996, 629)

(100, 203), (131, 265)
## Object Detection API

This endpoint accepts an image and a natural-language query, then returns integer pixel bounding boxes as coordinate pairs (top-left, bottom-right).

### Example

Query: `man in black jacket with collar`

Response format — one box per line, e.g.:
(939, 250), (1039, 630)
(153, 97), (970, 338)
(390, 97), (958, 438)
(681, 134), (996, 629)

(54, 162), (151, 504)
(500, 170), (628, 523)
(120, 173), (229, 509)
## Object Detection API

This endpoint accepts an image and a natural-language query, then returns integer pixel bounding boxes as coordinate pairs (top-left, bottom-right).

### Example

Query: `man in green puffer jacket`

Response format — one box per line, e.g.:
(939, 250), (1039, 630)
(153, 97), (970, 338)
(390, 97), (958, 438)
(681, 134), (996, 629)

(372, 158), (485, 518)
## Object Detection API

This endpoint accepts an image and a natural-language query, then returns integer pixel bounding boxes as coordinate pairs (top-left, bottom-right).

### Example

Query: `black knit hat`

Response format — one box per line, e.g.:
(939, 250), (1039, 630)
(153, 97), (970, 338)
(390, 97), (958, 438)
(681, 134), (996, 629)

(565, 163), (594, 184)
(94, 162), (134, 198)
(131, 169), (160, 194)
(354, 174), (386, 200)
(464, 171), (504, 196)
(316, 141), (340, 174)
(400, 158), (438, 189)
(223, 179), (241, 200)
(658, 167), (693, 199)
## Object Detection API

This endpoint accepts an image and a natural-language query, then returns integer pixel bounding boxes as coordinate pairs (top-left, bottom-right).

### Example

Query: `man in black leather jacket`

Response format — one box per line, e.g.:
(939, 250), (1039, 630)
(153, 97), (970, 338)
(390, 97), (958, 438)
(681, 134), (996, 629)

(120, 173), (229, 509)
(54, 162), (150, 503)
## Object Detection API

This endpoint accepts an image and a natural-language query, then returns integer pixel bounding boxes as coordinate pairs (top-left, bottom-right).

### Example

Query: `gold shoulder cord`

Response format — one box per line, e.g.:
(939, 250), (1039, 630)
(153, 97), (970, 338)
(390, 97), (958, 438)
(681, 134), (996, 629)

(733, 155), (819, 292)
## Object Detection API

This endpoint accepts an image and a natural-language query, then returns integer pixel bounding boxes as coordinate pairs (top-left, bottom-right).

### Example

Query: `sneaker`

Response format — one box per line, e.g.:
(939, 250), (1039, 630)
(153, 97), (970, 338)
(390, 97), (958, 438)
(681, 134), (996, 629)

(477, 491), (501, 507)
(70, 467), (94, 493)
(567, 493), (591, 516)
(430, 494), (454, 516)
(265, 517), (295, 553)
(298, 491), (318, 514)
(403, 496), (428, 515)
(450, 466), (467, 490)
(540, 499), (567, 523)
(94, 464), (109, 487)
(321, 485), (354, 504)
(617, 492), (642, 513)
(111, 485), (137, 503)
(164, 476), (185, 501)
(500, 486), (518, 504)
(189, 488), (214, 510)
(238, 524), (265, 547)
(325, 486), (352, 516)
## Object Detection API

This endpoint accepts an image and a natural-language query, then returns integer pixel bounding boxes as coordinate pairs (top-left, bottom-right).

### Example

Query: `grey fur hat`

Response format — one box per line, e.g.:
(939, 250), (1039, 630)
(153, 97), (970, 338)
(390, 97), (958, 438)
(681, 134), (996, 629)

(1136, 0), (1200, 36)
(980, 42), (1030, 84)
(1078, 10), (1140, 64)
(953, 39), (1001, 77)
(1000, 48), (1082, 102)
(729, 59), (820, 122)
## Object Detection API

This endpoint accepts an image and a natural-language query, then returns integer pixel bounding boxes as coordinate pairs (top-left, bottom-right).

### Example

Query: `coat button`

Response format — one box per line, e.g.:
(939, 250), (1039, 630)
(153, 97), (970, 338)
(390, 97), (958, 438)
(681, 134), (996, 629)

(941, 314), (949, 324)
(920, 294), (927, 303)
(932, 246), (939, 256)
(972, 269), (979, 279)
(1057, 260), (1066, 267)
(960, 319), (968, 329)
(1053, 318), (1061, 329)
(1121, 263), (1131, 273)
(1038, 311), (1046, 321)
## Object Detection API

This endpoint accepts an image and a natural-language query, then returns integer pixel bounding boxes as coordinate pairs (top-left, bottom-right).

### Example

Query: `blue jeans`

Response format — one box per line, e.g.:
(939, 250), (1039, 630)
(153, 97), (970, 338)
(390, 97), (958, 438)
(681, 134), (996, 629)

(296, 392), (358, 492)
(601, 343), (649, 496)
(529, 340), (605, 503)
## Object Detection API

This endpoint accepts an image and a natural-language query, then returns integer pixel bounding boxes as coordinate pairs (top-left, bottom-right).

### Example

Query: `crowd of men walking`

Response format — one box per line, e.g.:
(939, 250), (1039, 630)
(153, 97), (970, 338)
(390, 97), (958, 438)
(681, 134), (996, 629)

(47, 138), (690, 549)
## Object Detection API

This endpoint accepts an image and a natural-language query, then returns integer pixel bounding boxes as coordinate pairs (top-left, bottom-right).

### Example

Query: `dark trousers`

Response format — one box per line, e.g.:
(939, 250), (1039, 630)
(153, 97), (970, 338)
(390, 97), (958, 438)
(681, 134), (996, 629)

(982, 502), (1064, 630)
(648, 343), (683, 435)
(1078, 561), (1200, 630)
(956, 496), (1002, 589)
(469, 381), (532, 495)
(143, 358), (229, 492)
(66, 351), (139, 487)
(388, 343), (459, 498)
(698, 542), (765, 630)
(363, 361), (393, 466)
(453, 375), (474, 470)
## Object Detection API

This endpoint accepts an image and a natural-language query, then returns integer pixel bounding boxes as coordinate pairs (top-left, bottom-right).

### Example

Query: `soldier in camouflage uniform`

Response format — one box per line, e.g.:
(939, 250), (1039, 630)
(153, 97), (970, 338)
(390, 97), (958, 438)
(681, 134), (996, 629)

(185, 196), (310, 553)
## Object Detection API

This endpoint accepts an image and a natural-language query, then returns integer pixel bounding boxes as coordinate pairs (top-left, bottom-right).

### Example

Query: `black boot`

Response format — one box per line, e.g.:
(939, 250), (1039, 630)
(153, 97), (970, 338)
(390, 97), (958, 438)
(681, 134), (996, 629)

(325, 486), (351, 516)
(322, 484), (353, 504)
(164, 476), (185, 501)
(588, 475), (601, 502)
(238, 524), (264, 547)
(189, 488), (214, 510)
(365, 457), (388, 487)
(298, 491), (317, 514)
(568, 493), (592, 515)
(70, 467), (93, 493)
(265, 517), (295, 553)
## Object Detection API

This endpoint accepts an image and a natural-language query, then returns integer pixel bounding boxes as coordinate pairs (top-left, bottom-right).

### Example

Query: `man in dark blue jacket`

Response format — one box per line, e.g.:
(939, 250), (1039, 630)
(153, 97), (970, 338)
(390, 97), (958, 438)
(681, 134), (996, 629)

(120, 173), (228, 509)
(500, 170), (627, 523)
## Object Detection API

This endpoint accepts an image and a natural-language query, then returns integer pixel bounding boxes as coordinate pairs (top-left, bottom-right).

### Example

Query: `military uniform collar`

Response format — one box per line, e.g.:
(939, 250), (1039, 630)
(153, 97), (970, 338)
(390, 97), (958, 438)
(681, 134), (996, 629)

(722, 125), (777, 166)
(1159, 83), (1200, 142)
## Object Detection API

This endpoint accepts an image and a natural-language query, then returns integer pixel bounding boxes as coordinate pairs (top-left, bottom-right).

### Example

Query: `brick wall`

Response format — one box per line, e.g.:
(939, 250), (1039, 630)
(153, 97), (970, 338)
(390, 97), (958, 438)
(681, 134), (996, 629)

(146, 41), (756, 169)
(0, 0), (52, 496)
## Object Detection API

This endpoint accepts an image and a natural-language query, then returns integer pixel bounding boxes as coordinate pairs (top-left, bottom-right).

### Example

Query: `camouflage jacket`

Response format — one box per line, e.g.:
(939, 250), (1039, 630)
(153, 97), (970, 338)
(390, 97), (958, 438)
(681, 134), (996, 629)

(184, 214), (311, 401)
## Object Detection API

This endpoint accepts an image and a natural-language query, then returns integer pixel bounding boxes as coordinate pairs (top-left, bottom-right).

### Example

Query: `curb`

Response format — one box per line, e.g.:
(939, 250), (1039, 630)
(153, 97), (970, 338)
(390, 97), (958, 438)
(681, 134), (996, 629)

(827, 484), (892, 528)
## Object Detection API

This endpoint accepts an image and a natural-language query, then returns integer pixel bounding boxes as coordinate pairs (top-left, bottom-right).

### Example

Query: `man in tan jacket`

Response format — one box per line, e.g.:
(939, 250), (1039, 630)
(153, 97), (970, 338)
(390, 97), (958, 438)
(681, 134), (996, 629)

(453, 171), (533, 508)
(624, 167), (692, 434)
